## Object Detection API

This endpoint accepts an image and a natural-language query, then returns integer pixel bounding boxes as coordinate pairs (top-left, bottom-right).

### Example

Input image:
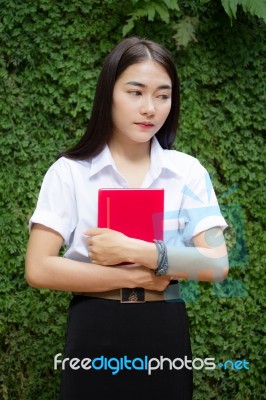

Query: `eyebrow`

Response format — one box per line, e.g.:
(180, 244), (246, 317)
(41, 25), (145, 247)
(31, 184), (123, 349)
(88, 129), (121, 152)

(125, 81), (172, 90)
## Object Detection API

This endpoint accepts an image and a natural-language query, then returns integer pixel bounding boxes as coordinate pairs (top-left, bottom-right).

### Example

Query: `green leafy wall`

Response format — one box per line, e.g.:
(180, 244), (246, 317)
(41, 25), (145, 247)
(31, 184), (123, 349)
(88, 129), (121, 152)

(0, 1), (265, 399)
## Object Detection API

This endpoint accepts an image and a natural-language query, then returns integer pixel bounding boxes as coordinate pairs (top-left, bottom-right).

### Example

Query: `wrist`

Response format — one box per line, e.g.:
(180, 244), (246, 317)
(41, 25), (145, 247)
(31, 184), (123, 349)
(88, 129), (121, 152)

(127, 238), (157, 269)
(153, 240), (169, 276)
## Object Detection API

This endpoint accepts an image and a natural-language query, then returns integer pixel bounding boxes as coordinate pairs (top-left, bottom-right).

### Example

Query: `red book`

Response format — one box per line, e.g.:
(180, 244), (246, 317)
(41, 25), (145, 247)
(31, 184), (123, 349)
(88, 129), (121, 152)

(98, 189), (164, 241)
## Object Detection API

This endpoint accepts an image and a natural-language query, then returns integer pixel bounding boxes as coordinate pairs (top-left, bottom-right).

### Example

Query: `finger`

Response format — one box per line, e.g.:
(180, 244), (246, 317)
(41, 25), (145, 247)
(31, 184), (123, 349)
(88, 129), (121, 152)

(90, 258), (98, 264)
(84, 228), (109, 236)
(119, 263), (141, 268)
(82, 232), (91, 238)
(87, 238), (93, 246)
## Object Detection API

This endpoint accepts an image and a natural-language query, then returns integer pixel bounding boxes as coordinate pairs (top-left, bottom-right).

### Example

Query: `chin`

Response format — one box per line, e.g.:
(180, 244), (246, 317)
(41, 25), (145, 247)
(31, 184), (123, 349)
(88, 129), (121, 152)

(130, 133), (156, 143)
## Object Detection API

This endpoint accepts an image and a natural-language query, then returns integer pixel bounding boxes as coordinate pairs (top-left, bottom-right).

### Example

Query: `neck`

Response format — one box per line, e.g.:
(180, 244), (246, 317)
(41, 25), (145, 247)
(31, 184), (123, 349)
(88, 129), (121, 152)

(108, 136), (152, 163)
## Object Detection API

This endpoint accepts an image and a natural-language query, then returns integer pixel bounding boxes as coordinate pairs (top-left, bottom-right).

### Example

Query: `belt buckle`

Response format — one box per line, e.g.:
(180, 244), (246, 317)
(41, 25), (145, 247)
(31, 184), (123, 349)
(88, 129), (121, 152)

(120, 288), (145, 303)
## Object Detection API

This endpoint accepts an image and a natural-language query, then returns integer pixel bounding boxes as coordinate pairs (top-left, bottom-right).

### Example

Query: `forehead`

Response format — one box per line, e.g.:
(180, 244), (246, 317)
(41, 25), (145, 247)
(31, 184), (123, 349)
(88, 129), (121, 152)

(115, 60), (171, 86)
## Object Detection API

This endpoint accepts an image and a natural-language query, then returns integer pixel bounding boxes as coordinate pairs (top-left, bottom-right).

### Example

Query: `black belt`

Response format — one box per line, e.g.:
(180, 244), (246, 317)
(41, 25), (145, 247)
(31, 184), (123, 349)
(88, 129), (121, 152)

(74, 280), (180, 303)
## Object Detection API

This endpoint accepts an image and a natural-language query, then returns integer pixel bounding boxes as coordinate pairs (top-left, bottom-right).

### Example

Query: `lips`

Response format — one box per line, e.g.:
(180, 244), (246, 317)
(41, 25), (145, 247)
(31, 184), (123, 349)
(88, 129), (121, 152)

(135, 122), (154, 127)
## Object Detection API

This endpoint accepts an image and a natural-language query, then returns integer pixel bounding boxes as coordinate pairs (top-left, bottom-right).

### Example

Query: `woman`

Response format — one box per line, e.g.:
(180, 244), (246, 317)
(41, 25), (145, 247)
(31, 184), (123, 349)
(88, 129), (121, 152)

(25, 37), (229, 399)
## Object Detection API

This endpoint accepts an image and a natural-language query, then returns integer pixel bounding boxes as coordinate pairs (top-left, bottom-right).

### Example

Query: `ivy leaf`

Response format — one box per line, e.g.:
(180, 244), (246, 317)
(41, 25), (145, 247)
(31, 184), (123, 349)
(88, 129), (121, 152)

(147, 5), (156, 21)
(173, 16), (199, 49)
(154, 3), (170, 23)
(240, 0), (266, 23)
(221, 0), (266, 23)
(163, 0), (180, 11)
(122, 0), (174, 34)
(122, 18), (135, 36)
(221, 0), (239, 19)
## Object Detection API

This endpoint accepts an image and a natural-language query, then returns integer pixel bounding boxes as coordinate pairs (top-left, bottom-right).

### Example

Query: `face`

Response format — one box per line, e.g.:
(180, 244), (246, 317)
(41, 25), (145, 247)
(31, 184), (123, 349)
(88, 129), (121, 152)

(111, 60), (172, 145)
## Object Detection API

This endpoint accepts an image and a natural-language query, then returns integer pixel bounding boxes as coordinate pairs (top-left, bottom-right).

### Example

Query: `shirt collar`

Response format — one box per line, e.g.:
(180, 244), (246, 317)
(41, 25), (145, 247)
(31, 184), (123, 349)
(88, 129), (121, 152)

(89, 136), (183, 179)
(89, 145), (116, 178)
(149, 136), (183, 179)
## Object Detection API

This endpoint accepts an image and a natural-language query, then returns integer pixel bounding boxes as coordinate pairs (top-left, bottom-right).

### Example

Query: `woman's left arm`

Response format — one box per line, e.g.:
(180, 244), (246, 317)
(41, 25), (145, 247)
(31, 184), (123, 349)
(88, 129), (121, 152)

(167, 227), (229, 282)
(85, 227), (229, 282)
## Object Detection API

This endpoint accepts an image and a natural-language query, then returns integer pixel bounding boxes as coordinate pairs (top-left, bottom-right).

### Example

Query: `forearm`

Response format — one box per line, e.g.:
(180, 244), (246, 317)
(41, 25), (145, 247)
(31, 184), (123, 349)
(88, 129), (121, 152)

(166, 246), (229, 281)
(26, 224), (171, 292)
(26, 254), (172, 292)
(128, 239), (229, 282)
(25, 256), (136, 292)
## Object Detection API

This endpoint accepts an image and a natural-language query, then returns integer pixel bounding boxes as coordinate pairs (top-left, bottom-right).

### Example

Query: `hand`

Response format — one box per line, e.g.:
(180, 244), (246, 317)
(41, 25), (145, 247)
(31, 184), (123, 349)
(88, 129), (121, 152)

(126, 265), (171, 291)
(84, 228), (133, 265)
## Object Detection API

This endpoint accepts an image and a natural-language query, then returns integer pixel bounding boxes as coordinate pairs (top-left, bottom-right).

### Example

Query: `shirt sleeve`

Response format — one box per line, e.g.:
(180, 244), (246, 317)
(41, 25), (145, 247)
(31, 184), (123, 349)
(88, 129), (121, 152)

(180, 159), (228, 244)
(29, 158), (78, 245)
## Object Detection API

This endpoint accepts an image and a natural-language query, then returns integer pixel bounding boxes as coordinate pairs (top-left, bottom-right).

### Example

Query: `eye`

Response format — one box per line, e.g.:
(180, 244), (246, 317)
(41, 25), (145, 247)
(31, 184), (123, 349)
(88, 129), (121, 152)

(128, 90), (142, 96)
(157, 94), (170, 100)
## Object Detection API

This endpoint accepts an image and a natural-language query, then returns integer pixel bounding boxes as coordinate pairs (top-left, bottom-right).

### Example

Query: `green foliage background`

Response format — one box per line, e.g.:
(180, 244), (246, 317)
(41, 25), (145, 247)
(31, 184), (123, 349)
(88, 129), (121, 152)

(0, 0), (265, 399)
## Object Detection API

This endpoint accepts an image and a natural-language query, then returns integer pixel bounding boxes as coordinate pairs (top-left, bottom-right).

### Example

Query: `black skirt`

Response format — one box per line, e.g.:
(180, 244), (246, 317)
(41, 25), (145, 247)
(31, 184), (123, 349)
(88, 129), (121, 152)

(59, 295), (193, 400)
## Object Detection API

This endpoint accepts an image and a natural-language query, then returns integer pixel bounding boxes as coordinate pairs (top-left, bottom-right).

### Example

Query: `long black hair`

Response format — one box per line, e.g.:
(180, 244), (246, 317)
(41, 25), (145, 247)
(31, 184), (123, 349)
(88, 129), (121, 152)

(59, 37), (180, 160)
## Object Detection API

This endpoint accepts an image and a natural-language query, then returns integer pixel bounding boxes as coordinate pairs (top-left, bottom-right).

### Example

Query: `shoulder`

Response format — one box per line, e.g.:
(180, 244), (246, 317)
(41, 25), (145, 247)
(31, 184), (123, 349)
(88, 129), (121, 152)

(39, 157), (92, 191)
(47, 157), (91, 177)
(162, 148), (208, 177)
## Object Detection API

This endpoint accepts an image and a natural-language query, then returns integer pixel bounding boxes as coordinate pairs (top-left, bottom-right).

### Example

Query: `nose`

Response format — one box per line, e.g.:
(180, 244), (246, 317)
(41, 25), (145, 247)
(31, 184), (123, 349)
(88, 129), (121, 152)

(140, 96), (155, 116)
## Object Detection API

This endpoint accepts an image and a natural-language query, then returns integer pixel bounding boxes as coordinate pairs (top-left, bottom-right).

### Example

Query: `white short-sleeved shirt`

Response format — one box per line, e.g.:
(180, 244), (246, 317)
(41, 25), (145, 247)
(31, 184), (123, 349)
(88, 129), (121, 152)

(30, 136), (228, 262)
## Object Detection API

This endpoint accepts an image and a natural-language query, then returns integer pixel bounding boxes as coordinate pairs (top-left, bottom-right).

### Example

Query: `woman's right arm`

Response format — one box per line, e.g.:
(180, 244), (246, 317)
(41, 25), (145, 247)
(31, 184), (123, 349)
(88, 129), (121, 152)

(25, 224), (170, 292)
